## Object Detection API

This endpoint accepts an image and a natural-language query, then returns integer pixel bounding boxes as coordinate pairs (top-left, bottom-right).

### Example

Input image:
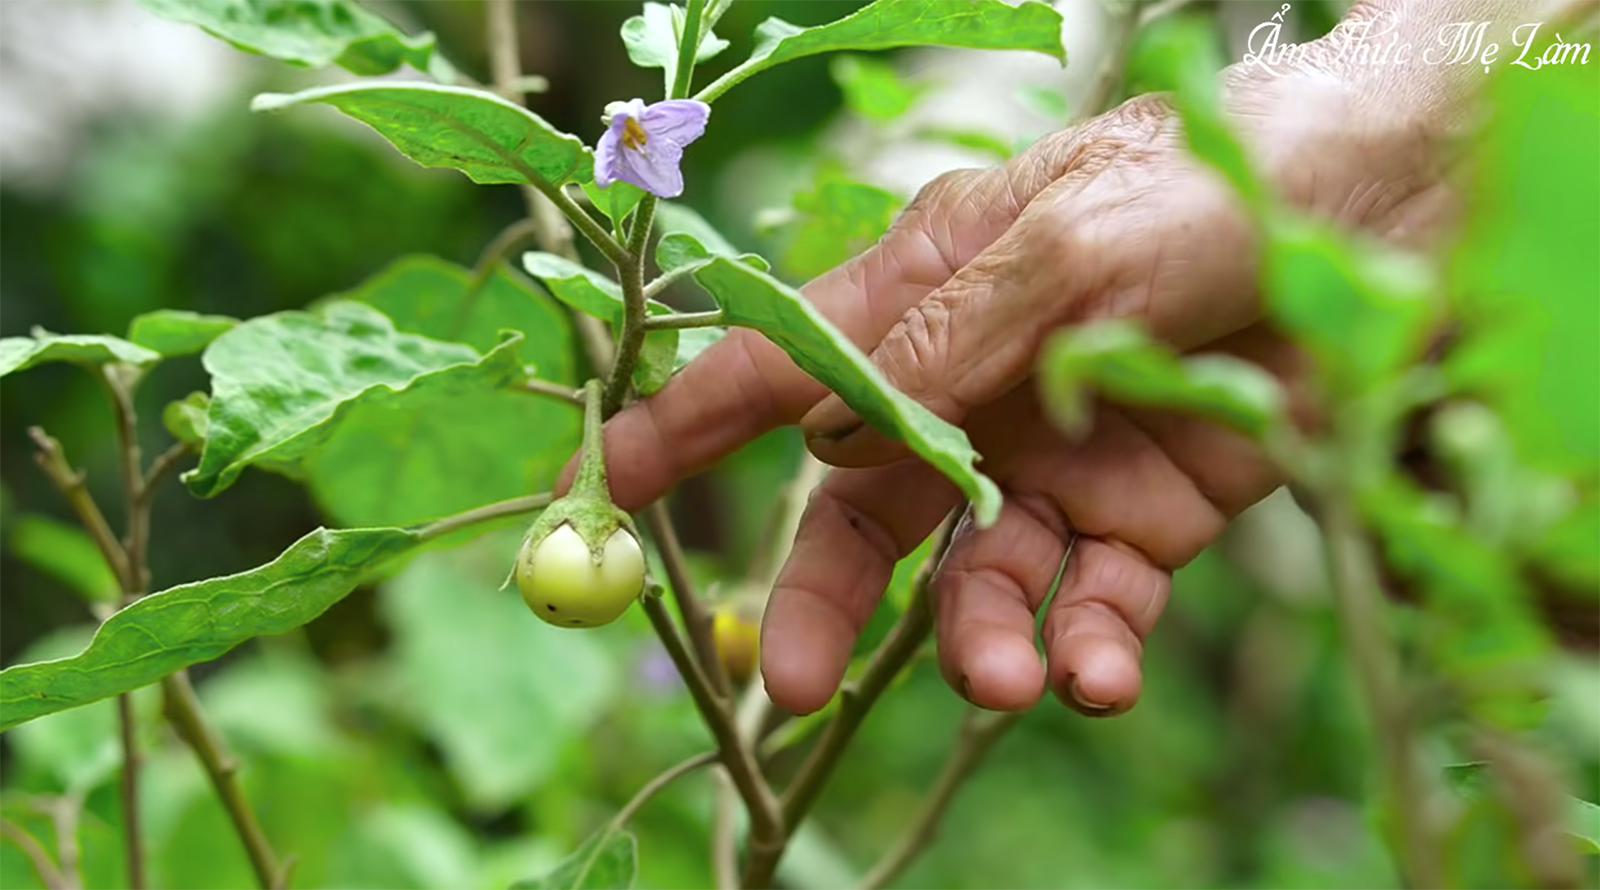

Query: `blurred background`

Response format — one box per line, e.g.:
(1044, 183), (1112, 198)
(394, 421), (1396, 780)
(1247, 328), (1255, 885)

(1, 1), (1595, 889)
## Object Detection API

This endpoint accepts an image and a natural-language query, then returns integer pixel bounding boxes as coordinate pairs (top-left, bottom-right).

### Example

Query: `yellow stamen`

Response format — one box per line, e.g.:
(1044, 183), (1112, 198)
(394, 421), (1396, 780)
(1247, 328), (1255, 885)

(622, 116), (648, 150)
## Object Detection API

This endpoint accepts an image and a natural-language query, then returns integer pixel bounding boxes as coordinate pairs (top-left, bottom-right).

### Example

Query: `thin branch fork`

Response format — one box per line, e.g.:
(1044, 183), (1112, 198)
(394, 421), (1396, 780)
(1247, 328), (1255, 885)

(1, 817), (71, 890)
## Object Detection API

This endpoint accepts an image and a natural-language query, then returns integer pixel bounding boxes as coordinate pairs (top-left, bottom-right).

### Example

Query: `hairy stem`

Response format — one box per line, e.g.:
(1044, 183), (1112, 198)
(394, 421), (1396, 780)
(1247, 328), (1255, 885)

(670, 0), (709, 100)
(1321, 495), (1440, 889)
(162, 671), (286, 888)
(642, 310), (724, 331)
(612, 751), (719, 830)
(415, 492), (555, 541)
(603, 195), (658, 416)
(858, 710), (1020, 890)
(570, 380), (612, 502)
(644, 501), (729, 696)
(640, 597), (783, 870)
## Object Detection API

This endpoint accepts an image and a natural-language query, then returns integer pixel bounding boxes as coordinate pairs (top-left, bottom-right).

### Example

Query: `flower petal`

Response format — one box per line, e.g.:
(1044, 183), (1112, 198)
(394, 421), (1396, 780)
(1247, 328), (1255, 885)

(640, 99), (710, 147)
(593, 120), (624, 189)
(615, 138), (685, 198)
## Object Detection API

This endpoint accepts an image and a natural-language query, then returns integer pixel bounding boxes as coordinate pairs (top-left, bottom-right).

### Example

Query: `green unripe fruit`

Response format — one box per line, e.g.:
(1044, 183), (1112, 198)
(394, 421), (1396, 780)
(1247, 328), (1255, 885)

(516, 523), (646, 627)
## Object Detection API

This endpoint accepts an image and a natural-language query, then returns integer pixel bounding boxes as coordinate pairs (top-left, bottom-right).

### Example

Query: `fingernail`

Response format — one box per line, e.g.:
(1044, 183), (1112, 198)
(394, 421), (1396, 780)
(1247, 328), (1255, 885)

(959, 674), (975, 702)
(812, 419), (866, 443)
(1067, 676), (1112, 714)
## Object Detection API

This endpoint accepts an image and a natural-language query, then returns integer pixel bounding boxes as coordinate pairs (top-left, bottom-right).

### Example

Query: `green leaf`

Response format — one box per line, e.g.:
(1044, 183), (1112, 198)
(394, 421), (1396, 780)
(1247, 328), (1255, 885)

(127, 309), (238, 358)
(0, 526), (422, 731)
(0, 330), (160, 377)
(830, 54), (922, 122)
(914, 126), (1013, 161)
(512, 827), (637, 890)
(522, 253), (678, 395)
(1448, 60), (1599, 476)
(7, 628), (132, 793)
(1262, 216), (1438, 396)
(185, 301), (526, 501)
(622, 1), (729, 94)
(250, 83), (591, 187)
(697, 0), (1066, 103)
(689, 257), (1002, 525)
(6, 515), (121, 605)
(655, 232), (767, 275)
(1038, 319), (1286, 440)
(776, 172), (901, 279)
(136, 0), (440, 75)
(379, 548), (617, 812)
(654, 202), (769, 271)
(329, 803), (479, 890)
(1017, 84), (1067, 120)
(164, 392), (211, 449)
(581, 180), (647, 228)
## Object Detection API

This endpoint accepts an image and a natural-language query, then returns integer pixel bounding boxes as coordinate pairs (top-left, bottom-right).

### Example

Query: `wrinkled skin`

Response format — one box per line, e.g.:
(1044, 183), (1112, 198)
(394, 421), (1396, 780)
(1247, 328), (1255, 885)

(561, 1), (1519, 717)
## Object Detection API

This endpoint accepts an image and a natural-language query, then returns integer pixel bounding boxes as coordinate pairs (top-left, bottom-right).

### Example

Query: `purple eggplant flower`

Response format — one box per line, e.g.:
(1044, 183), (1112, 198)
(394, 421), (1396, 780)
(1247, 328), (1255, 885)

(593, 98), (710, 198)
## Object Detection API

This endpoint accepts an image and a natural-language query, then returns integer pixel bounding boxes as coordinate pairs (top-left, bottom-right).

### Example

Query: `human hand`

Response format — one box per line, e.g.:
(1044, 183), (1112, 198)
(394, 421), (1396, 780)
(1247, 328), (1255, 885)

(573, 6), (1461, 717)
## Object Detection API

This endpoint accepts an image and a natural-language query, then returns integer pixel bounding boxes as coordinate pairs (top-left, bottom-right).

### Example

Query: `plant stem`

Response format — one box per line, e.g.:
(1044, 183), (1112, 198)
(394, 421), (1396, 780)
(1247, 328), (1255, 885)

(644, 501), (729, 696)
(571, 380), (611, 502)
(519, 379), (585, 404)
(161, 671), (287, 888)
(739, 513), (957, 889)
(484, 0), (617, 368)
(415, 492), (555, 541)
(710, 769), (740, 890)
(858, 710), (1020, 890)
(1320, 494), (1440, 889)
(139, 442), (191, 504)
(612, 751), (719, 830)
(670, 0), (709, 100)
(603, 195), (658, 416)
(1078, 0), (1148, 118)
(27, 427), (130, 585)
(1, 818), (69, 890)
(640, 596), (783, 872)
(642, 310), (724, 331)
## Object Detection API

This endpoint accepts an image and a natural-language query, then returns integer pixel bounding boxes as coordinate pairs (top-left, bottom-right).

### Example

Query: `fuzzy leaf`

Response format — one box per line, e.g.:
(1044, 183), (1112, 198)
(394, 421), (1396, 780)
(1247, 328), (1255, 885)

(622, 1), (729, 93)
(698, 0), (1065, 102)
(690, 257), (1002, 525)
(0, 526), (421, 731)
(137, 0), (440, 75)
(251, 83), (590, 187)
(184, 301), (528, 501)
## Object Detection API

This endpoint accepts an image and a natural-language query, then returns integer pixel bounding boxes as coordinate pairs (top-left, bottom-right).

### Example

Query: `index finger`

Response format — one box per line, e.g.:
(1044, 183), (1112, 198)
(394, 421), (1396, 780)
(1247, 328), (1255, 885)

(582, 140), (1083, 510)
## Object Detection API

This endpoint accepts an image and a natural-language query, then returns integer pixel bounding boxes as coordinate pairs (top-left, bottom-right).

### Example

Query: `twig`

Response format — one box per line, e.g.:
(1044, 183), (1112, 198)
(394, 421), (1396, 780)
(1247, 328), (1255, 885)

(1079, 0), (1149, 119)
(519, 379), (585, 404)
(415, 492), (555, 541)
(858, 710), (1021, 890)
(139, 441), (191, 504)
(1321, 496), (1440, 889)
(161, 671), (286, 888)
(642, 310), (724, 331)
(640, 597), (784, 866)
(1, 818), (69, 890)
(710, 769), (740, 890)
(484, 0), (617, 368)
(113, 694), (143, 889)
(612, 751), (719, 829)
(27, 427), (129, 585)
(47, 797), (83, 890)
(644, 500), (729, 696)
(742, 513), (959, 889)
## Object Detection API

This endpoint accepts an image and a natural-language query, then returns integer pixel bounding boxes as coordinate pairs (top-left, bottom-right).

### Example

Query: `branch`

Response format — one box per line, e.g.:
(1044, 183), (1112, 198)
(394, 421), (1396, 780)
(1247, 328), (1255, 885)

(414, 492), (555, 541)
(858, 710), (1021, 890)
(742, 512), (959, 889)
(484, 0), (618, 368)
(670, 0), (708, 100)
(1320, 496), (1441, 889)
(27, 427), (129, 585)
(612, 750), (719, 830)
(0, 818), (69, 890)
(519, 379), (585, 404)
(101, 367), (147, 597)
(1078, 0), (1148, 119)
(640, 597), (783, 861)
(161, 671), (287, 888)
(139, 441), (191, 505)
(710, 769), (740, 890)
(644, 500), (729, 696)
